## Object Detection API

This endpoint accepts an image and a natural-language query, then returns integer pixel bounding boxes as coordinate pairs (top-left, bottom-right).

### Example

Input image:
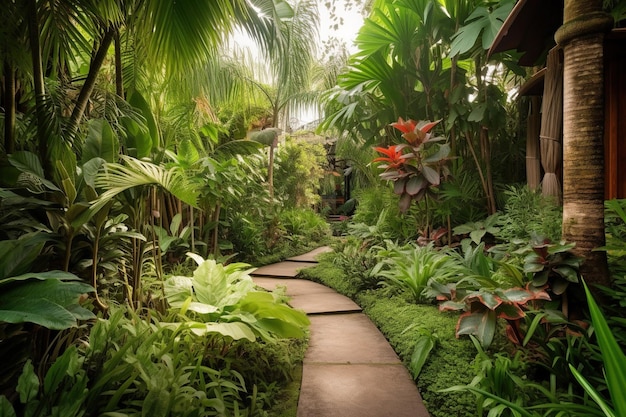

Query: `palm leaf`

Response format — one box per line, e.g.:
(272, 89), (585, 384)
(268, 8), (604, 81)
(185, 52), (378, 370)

(578, 280), (626, 417)
(214, 139), (264, 159)
(92, 156), (199, 214)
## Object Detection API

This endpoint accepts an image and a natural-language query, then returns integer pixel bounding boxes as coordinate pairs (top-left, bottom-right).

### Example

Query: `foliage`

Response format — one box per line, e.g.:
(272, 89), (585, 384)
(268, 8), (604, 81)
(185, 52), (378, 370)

(458, 340), (535, 417)
(520, 238), (582, 297)
(602, 199), (626, 276)
(433, 166), (488, 227)
(163, 254), (310, 342)
(496, 186), (563, 243)
(449, 0), (515, 57)
(438, 283), (551, 349)
(278, 208), (331, 246)
(0, 304), (306, 417)
(442, 283), (626, 417)
(453, 213), (501, 246)
(372, 241), (461, 303)
(0, 270), (94, 331)
(570, 280), (626, 417)
(274, 138), (326, 209)
(349, 186), (420, 243)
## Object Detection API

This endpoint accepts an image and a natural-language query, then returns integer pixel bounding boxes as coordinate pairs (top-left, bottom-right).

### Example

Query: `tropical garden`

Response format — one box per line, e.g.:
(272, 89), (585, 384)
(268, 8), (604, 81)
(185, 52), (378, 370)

(1, 0), (626, 416)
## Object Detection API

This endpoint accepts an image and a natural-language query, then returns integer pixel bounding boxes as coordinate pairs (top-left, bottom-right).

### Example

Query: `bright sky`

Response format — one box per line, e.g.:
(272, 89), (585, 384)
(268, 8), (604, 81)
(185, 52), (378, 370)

(230, 1), (366, 126)
(318, 0), (365, 54)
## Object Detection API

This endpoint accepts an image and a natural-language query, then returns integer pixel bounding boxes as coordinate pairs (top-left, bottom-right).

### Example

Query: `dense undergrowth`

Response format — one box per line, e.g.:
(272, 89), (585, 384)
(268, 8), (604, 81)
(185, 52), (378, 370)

(299, 186), (626, 417)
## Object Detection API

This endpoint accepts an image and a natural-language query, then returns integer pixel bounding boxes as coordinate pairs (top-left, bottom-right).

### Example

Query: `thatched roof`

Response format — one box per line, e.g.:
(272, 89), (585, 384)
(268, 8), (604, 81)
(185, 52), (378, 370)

(488, 0), (563, 66)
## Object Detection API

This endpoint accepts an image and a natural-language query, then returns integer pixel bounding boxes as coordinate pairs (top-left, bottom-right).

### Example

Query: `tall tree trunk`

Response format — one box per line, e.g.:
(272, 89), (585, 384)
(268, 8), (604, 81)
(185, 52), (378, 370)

(480, 127), (497, 214)
(68, 28), (115, 136)
(114, 29), (124, 98)
(474, 55), (497, 214)
(555, 0), (613, 288)
(3, 60), (15, 154)
(26, 0), (48, 164)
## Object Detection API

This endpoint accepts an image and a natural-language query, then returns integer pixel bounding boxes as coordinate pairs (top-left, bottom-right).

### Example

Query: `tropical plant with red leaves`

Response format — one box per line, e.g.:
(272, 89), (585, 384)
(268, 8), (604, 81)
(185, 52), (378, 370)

(372, 145), (405, 170)
(429, 276), (551, 348)
(373, 118), (450, 213)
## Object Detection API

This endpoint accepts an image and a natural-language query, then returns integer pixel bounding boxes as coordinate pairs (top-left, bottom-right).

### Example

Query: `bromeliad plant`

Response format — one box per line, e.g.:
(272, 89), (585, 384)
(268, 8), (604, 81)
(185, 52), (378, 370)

(373, 118), (451, 213)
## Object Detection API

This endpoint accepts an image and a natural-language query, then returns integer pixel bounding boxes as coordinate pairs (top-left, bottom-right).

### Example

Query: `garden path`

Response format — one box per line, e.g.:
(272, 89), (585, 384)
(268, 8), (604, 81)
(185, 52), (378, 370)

(251, 247), (430, 417)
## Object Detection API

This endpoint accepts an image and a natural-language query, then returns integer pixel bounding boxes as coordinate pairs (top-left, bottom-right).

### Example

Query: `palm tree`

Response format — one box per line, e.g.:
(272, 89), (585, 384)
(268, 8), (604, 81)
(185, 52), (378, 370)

(1, 0), (292, 174)
(556, 0), (613, 288)
(244, 0), (320, 131)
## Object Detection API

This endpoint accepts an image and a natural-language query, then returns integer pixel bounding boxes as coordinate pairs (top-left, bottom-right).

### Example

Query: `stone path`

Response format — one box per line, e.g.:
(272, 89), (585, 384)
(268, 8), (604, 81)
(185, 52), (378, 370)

(251, 247), (430, 417)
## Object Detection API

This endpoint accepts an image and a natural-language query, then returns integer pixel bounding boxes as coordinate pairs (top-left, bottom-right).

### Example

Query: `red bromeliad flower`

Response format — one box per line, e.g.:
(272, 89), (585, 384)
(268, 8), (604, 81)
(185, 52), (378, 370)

(390, 117), (440, 146)
(373, 145), (405, 170)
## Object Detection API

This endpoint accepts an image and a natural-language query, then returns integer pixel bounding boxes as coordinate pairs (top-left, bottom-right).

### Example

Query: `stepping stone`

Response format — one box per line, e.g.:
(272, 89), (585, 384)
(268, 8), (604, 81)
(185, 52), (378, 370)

(288, 292), (361, 315)
(287, 246), (333, 263)
(253, 278), (336, 296)
(297, 363), (430, 417)
(305, 314), (401, 364)
(251, 261), (313, 277)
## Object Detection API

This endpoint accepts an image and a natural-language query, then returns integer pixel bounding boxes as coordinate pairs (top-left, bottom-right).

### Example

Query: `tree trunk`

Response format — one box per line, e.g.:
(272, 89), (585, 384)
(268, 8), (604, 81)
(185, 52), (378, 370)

(114, 29), (124, 98)
(3, 60), (15, 154)
(480, 126), (497, 214)
(556, 0), (613, 288)
(26, 0), (48, 164)
(68, 28), (115, 136)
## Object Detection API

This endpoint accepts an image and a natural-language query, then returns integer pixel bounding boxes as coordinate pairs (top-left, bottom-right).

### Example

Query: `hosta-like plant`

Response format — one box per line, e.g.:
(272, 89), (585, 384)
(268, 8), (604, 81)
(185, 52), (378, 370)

(0, 236), (95, 330)
(164, 253), (309, 342)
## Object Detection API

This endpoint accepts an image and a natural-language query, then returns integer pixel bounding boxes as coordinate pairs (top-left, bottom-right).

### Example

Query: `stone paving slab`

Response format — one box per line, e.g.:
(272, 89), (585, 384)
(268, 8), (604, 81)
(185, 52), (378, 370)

(305, 314), (401, 364)
(288, 292), (361, 315)
(252, 277), (336, 296)
(251, 261), (313, 277)
(297, 363), (430, 417)
(286, 246), (333, 263)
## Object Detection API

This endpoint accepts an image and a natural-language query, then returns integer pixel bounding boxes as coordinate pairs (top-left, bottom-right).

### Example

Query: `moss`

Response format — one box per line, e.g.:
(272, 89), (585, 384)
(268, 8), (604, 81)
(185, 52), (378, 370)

(296, 261), (360, 299)
(266, 365), (302, 417)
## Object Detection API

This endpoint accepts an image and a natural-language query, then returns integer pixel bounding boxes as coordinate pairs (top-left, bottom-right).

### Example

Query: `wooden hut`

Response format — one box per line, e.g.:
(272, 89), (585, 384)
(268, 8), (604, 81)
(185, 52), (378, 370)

(489, 0), (626, 200)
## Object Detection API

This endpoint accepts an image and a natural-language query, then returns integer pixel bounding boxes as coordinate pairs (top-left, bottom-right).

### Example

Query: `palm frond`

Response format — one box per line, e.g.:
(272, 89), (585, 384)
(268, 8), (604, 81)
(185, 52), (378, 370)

(93, 156), (199, 214)
(133, 0), (238, 74)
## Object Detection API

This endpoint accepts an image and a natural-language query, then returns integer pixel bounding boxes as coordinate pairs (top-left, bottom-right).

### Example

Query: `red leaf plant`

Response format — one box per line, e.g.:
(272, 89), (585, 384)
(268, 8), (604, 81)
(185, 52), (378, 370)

(372, 145), (405, 170)
(373, 117), (450, 213)
(437, 283), (551, 348)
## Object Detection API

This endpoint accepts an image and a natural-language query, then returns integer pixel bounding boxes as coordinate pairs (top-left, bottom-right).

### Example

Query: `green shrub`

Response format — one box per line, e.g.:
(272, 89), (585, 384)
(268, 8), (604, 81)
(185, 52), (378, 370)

(274, 138), (326, 209)
(297, 238), (380, 297)
(372, 241), (462, 303)
(350, 186), (420, 242)
(496, 185), (562, 242)
(279, 208), (331, 244)
(228, 207), (330, 266)
(0, 304), (305, 417)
